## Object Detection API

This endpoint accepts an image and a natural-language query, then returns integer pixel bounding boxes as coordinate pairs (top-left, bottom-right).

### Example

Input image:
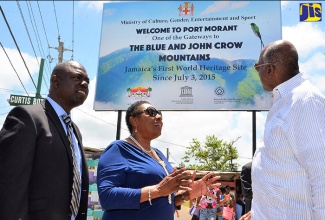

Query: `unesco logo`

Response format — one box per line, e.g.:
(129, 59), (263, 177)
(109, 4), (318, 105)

(300, 3), (322, 22)
(214, 87), (225, 96)
(179, 86), (193, 97)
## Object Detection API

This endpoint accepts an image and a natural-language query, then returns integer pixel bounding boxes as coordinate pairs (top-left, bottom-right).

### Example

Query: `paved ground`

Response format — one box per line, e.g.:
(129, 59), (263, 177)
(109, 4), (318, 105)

(174, 204), (192, 220)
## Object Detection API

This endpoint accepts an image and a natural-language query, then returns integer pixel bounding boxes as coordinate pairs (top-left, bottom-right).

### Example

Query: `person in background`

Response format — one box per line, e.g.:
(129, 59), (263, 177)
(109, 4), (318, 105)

(240, 161), (252, 214)
(190, 198), (201, 220)
(235, 194), (245, 220)
(0, 61), (90, 220)
(221, 186), (234, 220)
(198, 186), (220, 220)
(97, 101), (220, 220)
(221, 186), (231, 206)
(217, 187), (226, 219)
(175, 209), (180, 218)
(240, 40), (325, 220)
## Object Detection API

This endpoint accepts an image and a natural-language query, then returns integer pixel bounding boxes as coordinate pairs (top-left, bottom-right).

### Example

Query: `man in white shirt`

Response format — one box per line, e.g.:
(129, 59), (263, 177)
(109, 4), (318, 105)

(240, 40), (325, 220)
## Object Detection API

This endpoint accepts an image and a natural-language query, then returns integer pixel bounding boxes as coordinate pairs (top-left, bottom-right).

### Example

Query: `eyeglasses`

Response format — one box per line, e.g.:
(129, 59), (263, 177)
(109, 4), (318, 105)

(254, 63), (271, 72)
(132, 106), (162, 117)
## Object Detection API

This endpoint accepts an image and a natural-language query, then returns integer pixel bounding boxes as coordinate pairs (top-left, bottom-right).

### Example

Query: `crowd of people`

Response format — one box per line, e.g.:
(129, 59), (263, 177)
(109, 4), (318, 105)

(0, 39), (324, 220)
(189, 185), (244, 220)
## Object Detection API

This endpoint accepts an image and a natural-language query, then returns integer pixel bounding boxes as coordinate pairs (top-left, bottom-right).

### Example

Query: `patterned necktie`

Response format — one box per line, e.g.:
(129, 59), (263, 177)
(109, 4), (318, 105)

(62, 115), (81, 217)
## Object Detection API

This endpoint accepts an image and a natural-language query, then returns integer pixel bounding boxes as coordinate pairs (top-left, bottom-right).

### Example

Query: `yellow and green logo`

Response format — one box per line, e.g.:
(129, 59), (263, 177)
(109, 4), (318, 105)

(300, 3), (322, 22)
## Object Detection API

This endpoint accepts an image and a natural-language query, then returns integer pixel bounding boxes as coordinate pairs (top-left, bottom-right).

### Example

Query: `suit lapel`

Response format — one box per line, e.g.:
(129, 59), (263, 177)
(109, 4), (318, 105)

(42, 100), (88, 181)
(42, 100), (74, 164)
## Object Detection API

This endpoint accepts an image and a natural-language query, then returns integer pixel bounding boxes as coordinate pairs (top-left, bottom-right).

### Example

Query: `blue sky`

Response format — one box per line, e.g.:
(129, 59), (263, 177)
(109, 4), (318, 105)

(0, 1), (324, 169)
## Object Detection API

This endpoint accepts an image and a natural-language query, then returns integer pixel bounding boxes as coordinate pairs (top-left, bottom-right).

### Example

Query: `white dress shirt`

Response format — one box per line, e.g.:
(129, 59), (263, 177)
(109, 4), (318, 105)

(252, 73), (325, 219)
(47, 97), (82, 220)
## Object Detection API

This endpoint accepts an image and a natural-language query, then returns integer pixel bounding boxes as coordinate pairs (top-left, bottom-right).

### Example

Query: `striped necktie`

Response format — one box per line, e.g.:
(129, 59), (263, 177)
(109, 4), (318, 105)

(62, 115), (81, 217)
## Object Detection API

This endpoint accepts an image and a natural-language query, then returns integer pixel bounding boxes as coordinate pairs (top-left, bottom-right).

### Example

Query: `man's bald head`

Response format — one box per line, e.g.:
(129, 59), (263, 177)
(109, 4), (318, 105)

(262, 40), (300, 79)
(256, 40), (301, 91)
(51, 61), (86, 77)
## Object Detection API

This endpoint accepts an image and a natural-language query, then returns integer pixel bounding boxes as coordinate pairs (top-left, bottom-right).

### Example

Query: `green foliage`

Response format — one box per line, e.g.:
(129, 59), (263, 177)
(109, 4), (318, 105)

(181, 135), (240, 171)
(236, 68), (264, 103)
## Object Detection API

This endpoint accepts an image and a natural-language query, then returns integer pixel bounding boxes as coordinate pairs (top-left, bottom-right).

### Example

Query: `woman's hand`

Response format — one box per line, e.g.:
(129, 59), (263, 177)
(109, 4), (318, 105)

(188, 171), (220, 199)
(154, 167), (193, 197)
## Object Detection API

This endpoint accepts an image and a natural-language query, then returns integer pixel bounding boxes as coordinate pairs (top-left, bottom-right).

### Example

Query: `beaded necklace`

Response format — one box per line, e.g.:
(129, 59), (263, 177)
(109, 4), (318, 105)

(129, 136), (153, 153)
(129, 136), (172, 204)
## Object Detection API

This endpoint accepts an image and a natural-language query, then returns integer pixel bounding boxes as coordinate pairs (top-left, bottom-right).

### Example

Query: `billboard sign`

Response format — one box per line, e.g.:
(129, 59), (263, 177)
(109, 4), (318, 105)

(94, 1), (282, 110)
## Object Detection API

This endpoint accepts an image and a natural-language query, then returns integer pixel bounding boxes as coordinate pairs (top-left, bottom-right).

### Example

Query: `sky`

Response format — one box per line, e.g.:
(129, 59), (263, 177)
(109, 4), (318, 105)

(0, 1), (324, 170)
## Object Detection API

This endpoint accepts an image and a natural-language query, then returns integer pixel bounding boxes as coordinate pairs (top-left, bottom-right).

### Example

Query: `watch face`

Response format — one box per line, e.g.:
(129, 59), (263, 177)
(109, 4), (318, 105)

(181, 193), (188, 201)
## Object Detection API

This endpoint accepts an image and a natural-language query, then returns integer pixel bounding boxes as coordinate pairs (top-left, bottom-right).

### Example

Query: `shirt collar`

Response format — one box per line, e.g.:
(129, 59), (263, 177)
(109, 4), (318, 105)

(46, 96), (70, 118)
(272, 72), (307, 102)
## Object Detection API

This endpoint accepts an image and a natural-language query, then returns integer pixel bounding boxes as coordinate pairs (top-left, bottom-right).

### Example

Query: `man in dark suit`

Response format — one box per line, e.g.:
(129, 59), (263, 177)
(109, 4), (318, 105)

(240, 161), (252, 214)
(0, 61), (90, 220)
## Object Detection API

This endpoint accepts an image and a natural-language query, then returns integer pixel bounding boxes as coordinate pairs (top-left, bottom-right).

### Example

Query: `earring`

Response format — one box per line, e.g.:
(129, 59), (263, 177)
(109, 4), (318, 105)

(135, 126), (137, 133)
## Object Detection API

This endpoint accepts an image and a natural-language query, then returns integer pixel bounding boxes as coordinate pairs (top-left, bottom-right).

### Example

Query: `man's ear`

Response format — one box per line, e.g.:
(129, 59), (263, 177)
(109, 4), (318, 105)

(51, 75), (60, 88)
(268, 64), (274, 76)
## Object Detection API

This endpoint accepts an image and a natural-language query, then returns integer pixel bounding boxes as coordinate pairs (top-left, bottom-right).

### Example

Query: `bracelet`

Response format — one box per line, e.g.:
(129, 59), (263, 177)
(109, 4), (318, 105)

(148, 187), (152, 205)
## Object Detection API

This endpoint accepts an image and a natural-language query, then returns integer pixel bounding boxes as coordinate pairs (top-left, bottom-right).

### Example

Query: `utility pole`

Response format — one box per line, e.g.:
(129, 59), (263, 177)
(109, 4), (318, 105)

(8, 58), (45, 106)
(35, 58), (45, 98)
(49, 36), (73, 63)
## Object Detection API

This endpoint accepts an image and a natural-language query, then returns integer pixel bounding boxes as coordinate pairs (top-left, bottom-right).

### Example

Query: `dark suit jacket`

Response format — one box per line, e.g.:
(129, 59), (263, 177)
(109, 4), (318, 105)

(0, 100), (89, 220)
(241, 161), (252, 214)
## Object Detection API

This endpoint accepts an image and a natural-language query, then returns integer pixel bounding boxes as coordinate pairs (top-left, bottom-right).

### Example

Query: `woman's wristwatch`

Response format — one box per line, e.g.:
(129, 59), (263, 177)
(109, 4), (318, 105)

(181, 193), (189, 202)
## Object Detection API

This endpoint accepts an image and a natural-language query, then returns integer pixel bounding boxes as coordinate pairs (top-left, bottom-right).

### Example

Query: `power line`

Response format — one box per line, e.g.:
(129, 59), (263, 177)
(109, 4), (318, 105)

(5, 1), (189, 157)
(76, 108), (189, 149)
(76, 108), (122, 128)
(26, 1), (45, 59)
(157, 139), (187, 148)
(16, 1), (49, 91)
(52, 1), (60, 38)
(36, 1), (52, 69)
(48, 1), (72, 64)
(0, 87), (37, 94)
(168, 151), (180, 165)
(35, 0), (52, 89)
(0, 41), (29, 95)
(35, 1), (54, 89)
(0, 5), (37, 89)
(16, 1), (39, 66)
(36, 1), (50, 49)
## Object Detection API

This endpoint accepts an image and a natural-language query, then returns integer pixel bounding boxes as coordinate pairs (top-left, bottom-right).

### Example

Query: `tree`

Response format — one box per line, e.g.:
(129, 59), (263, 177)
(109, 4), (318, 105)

(147, 87), (152, 97)
(126, 88), (131, 97)
(181, 135), (240, 171)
